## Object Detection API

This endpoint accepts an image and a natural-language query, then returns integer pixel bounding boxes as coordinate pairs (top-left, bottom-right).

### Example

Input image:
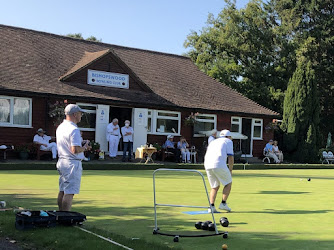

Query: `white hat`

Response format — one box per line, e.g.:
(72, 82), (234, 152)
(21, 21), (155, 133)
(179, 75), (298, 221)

(64, 104), (85, 115)
(220, 129), (232, 137)
(37, 128), (46, 133)
(211, 129), (217, 135)
(167, 135), (174, 139)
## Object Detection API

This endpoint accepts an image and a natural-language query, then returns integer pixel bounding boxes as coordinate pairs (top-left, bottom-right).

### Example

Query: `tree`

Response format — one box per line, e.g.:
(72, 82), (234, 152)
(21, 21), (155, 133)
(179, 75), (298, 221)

(272, 0), (334, 142)
(281, 40), (320, 163)
(184, 0), (292, 113)
(66, 33), (102, 42)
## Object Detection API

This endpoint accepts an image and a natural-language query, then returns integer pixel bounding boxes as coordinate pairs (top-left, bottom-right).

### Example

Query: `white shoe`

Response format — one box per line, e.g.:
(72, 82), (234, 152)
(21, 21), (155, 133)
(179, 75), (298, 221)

(219, 203), (231, 212)
(208, 206), (217, 213)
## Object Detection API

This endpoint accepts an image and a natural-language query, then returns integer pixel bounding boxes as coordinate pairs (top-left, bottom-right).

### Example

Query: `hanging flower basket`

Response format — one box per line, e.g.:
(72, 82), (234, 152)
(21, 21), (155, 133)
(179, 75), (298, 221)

(184, 112), (199, 126)
(48, 100), (68, 126)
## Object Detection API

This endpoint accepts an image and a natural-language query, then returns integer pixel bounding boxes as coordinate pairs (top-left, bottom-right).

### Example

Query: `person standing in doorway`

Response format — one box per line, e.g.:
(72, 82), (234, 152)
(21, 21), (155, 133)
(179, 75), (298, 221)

(106, 118), (121, 158)
(121, 120), (134, 162)
(204, 129), (234, 213)
(56, 104), (91, 211)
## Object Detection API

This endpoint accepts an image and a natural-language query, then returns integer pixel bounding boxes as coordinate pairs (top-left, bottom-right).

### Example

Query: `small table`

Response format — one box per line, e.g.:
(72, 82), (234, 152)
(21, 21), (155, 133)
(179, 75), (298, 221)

(135, 147), (157, 164)
(0, 146), (14, 161)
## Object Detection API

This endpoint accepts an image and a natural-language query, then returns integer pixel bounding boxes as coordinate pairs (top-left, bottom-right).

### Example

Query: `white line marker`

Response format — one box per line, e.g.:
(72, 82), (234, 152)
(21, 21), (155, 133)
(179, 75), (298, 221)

(77, 227), (134, 250)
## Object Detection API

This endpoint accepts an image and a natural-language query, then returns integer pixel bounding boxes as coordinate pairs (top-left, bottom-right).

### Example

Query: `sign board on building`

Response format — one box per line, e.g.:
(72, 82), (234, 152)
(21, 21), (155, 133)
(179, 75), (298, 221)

(88, 70), (129, 89)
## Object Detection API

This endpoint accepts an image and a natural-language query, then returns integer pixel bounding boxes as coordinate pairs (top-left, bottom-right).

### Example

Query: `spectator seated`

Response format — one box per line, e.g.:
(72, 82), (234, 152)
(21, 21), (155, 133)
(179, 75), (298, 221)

(33, 128), (57, 160)
(263, 149), (276, 163)
(162, 135), (181, 163)
(322, 151), (334, 164)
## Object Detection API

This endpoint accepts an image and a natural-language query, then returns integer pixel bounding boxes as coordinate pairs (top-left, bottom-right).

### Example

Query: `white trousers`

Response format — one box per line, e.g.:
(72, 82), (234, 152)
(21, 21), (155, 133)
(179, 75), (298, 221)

(180, 149), (190, 162)
(40, 142), (57, 159)
(108, 136), (119, 157)
(268, 152), (280, 163)
(275, 152), (284, 162)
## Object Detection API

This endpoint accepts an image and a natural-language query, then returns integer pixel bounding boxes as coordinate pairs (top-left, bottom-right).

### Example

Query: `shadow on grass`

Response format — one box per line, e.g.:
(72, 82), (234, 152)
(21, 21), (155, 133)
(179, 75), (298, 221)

(233, 172), (334, 180)
(0, 193), (180, 250)
(1, 193), (334, 250)
(234, 209), (333, 214)
(257, 191), (310, 195)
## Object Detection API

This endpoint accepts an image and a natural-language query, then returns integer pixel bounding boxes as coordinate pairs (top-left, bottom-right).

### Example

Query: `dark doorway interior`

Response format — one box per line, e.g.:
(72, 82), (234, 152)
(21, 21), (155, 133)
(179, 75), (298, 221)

(241, 118), (252, 155)
(110, 107), (132, 151)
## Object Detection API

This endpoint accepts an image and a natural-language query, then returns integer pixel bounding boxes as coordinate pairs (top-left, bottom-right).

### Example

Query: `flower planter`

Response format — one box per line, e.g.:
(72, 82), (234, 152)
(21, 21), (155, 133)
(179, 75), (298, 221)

(19, 151), (29, 160)
(87, 152), (98, 160)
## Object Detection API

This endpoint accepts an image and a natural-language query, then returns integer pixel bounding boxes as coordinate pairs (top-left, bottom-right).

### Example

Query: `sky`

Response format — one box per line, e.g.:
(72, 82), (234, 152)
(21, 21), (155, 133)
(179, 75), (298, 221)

(0, 0), (250, 55)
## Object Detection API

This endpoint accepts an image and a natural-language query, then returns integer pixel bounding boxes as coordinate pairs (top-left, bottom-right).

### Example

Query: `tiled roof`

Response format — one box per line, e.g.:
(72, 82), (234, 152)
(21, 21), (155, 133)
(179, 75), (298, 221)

(60, 49), (109, 80)
(0, 24), (279, 116)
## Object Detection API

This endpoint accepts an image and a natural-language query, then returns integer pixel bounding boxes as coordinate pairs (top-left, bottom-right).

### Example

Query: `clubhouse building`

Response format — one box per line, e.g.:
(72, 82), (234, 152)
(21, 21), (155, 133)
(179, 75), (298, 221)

(0, 25), (279, 158)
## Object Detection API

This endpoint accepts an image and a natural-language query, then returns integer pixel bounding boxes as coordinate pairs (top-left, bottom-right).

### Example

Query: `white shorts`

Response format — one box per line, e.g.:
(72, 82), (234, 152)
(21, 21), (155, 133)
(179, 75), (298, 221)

(206, 167), (232, 188)
(57, 159), (82, 195)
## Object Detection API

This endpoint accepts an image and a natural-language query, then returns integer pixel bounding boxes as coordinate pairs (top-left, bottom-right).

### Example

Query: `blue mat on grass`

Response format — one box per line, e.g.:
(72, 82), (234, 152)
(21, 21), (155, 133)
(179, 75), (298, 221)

(182, 210), (221, 215)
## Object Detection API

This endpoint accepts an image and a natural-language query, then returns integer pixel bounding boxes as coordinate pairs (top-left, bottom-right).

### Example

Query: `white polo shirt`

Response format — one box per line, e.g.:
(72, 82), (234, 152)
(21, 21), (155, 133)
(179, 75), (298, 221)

(33, 134), (51, 146)
(56, 120), (82, 160)
(106, 123), (121, 140)
(121, 126), (133, 142)
(204, 137), (234, 170)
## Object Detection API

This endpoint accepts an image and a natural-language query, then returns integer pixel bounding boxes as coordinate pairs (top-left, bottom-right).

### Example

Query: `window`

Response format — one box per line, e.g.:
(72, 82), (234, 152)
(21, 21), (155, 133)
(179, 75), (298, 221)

(76, 103), (97, 131)
(147, 110), (152, 132)
(147, 110), (181, 135)
(252, 119), (263, 139)
(0, 96), (32, 127)
(194, 114), (217, 135)
(231, 117), (241, 133)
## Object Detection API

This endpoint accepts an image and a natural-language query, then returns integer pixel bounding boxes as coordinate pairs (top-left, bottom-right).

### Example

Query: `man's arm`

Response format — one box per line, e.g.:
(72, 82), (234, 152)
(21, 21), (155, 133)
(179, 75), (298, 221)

(33, 136), (47, 147)
(227, 155), (234, 173)
(71, 141), (91, 154)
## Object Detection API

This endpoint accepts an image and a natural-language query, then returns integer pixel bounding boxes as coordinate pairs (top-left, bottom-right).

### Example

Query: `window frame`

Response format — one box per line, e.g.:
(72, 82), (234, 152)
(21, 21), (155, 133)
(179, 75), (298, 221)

(231, 116), (241, 133)
(0, 95), (32, 128)
(252, 118), (263, 140)
(193, 113), (217, 137)
(76, 103), (97, 131)
(147, 109), (181, 136)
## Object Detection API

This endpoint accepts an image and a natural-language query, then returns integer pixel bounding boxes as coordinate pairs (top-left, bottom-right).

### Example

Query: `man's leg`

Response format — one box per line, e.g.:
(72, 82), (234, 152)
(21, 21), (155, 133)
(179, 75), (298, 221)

(61, 194), (74, 211)
(111, 137), (119, 157)
(269, 152), (280, 163)
(50, 143), (57, 159)
(222, 182), (232, 201)
(108, 138), (112, 157)
(209, 186), (220, 204)
(186, 151), (191, 162)
(128, 142), (133, 160)
(57, 191), (64, 210)
(122, 142), (128, 161)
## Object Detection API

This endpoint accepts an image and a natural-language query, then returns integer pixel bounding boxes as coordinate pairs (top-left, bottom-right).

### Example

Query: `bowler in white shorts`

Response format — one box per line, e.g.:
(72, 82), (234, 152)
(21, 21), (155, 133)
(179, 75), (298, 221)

(56, 104), (91, 211)
(204, 129), (234, 213)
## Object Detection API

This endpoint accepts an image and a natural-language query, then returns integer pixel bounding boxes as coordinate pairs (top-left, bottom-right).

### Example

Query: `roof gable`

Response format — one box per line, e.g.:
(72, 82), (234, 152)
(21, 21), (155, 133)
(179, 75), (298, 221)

(59, 49), (153, 93)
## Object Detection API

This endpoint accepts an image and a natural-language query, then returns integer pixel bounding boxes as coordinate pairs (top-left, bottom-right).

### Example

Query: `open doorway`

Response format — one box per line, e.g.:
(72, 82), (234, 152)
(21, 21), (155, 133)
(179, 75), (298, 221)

(109, 107), (132, 152)
(241, 118), (252, 155)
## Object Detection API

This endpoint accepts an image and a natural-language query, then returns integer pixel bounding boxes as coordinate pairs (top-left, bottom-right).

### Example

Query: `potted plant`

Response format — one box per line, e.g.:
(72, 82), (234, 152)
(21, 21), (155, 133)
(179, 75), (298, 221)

(152, 143), (162, 160)
(15, 144), (31, 160)
(88, 141), (100, 160)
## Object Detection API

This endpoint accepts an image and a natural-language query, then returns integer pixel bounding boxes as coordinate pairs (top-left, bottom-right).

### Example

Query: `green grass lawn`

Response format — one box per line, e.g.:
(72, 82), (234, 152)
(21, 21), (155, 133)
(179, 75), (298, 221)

(1, 169), (334, 249)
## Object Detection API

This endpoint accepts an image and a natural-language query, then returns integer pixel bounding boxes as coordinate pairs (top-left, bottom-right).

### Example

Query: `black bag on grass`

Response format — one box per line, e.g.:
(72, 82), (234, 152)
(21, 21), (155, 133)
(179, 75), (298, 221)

(47, 211), (86, 226)
(15, 211), (57, 230)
